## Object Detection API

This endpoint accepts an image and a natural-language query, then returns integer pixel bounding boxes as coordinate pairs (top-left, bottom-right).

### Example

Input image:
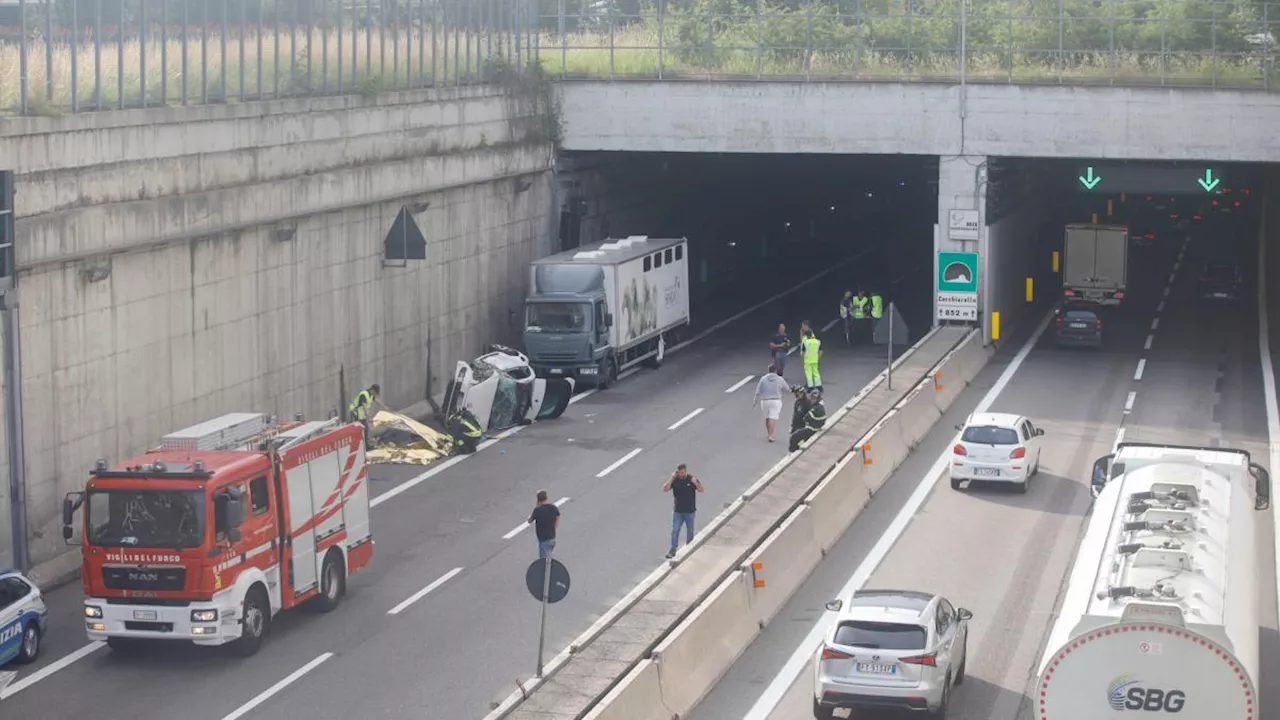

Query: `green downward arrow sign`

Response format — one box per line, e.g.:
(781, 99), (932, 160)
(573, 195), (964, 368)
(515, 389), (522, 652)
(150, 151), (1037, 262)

(1198, 169), (1220, 192)
(1078, 167), (1102, 190)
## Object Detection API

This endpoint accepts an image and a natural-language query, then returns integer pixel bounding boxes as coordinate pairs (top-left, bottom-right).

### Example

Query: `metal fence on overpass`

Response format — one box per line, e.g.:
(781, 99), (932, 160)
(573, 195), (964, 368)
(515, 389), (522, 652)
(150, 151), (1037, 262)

(1, 0), (1278, 116)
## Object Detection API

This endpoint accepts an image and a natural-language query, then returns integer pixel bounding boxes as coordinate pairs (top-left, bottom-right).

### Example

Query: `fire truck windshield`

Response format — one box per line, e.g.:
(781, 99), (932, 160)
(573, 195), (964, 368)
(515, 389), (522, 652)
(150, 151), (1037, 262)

(85, 489), (205, 549)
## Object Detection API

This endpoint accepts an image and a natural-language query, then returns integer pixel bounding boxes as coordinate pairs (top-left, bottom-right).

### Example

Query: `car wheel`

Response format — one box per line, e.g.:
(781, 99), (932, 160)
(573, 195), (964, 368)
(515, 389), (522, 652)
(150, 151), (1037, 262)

(932, 676), (951, 718)
(812, 698), (836, 720)
(950, 475), (963, 490)
(16, 622), (40, 664)
(954, 638), (968, 686)
(1014, 479), (1028, 494)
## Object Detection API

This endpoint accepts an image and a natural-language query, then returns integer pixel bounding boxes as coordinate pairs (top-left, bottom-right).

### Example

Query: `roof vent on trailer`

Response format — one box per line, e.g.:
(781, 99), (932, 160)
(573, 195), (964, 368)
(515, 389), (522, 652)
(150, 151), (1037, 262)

(159, 413), (274, 451)
(572, 250), (604, 260)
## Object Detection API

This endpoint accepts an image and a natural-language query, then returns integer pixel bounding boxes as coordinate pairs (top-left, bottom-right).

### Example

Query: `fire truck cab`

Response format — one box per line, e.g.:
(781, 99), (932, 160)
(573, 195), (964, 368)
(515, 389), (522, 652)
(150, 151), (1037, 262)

(62, 412), (373, 656)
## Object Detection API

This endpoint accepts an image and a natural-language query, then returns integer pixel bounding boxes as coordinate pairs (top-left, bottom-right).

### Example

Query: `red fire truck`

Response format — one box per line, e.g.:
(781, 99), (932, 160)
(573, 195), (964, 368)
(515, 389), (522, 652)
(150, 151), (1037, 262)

(61, 412), (372, 656)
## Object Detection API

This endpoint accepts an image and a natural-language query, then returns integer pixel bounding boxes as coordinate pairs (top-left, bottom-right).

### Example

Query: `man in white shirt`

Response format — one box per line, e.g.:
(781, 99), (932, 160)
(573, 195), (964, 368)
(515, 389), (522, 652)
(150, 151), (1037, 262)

(752, 365), (790, 443)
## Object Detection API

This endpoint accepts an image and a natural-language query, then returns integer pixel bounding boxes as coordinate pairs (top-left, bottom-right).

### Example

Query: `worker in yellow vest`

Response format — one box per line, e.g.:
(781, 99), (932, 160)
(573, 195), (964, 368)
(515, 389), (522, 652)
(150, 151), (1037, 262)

(801, 329), (823, 391)
(851, 289), (870, 344)
(869, 290), (885, 341)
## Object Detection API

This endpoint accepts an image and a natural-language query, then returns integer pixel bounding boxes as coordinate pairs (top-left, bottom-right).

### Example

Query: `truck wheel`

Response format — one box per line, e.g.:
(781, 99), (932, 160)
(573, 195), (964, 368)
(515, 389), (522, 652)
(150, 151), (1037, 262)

(315, 550), (346, 613)
(235, 587), (271, 657)
(597, 359), (617, 390)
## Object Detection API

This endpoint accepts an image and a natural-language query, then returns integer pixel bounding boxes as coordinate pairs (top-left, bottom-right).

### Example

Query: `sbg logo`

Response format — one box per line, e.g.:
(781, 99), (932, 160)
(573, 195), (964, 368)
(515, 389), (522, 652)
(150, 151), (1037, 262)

(1108, 675), (1186, 712)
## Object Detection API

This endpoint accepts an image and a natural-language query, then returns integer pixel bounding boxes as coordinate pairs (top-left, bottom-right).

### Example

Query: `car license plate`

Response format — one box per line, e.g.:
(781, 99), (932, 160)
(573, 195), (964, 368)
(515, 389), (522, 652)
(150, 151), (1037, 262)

(856, 663), (897, 674)
(975, 468), (1001, 477)
(1069, 323), (1087, 329)
(133, 610), (158, 621)
(1213, 293), (1228, 298)
(549, 368), (563, 374)
(580, 367), (597, 375)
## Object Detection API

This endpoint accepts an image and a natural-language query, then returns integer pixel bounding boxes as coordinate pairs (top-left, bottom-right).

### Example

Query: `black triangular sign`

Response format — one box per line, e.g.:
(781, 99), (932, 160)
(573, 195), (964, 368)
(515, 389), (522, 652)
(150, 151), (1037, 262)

(385, 206), (427, 261)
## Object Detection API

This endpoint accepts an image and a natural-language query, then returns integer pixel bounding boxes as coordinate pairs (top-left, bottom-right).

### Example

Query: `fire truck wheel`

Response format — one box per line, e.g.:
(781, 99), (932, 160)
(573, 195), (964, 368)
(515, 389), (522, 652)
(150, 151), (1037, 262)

(315, 550), (346, 613)
(235, 587), (271, 657)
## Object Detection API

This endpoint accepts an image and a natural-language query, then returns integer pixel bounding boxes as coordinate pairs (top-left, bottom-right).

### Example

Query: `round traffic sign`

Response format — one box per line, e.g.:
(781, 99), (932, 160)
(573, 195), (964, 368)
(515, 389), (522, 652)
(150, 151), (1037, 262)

(525, 558), (571, 604)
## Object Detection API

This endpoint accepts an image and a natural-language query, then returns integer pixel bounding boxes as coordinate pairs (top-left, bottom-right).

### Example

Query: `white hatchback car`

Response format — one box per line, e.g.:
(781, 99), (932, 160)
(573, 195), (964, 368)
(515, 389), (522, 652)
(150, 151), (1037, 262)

(813, 589), (972, 719)
(950, 412), (1044, 493)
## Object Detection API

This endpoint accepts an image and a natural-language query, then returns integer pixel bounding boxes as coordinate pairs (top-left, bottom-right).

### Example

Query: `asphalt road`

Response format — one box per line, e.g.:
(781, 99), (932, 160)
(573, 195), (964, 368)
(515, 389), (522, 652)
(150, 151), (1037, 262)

(1, 246), (930, 719)
(690, 218), (1280, 719)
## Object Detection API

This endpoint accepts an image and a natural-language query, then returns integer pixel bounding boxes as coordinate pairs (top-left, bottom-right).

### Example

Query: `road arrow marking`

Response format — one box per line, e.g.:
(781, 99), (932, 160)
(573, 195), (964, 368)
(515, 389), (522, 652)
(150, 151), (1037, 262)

(1078, 166), (1102, 190)
(1198, 169), (1221, 192)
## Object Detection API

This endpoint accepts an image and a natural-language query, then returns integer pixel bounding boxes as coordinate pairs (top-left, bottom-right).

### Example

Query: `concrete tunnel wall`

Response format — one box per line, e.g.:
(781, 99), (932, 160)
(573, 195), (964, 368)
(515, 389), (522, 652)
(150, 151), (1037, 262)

(0, 87), (556, 571)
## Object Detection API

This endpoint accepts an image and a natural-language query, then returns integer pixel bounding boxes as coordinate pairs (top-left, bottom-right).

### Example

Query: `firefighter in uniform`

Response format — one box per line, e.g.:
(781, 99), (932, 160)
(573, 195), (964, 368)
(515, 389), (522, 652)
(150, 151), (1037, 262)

(448, 407), (485, 455)
(789, 388), (828, 452)
(348, 383), (381, 449)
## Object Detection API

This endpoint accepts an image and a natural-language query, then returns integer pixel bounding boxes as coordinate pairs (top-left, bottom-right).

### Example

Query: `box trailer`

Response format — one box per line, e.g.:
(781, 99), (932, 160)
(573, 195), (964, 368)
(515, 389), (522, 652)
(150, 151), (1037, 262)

(1063, 223), (1128, 306)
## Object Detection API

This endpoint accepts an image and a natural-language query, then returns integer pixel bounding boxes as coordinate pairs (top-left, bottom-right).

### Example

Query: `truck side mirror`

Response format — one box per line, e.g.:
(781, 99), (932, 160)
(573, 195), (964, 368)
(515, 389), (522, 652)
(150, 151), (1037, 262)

(226, 498), (246, 530)
(605, 312), (613, 327)
(62, 492), (84, 545)
(1250, 463), (1271, 511)
(1090, 454), (1114, 498)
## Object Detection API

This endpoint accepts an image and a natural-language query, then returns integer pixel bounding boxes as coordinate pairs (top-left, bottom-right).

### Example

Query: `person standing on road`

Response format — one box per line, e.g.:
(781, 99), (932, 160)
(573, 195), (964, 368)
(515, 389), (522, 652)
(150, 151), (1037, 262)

(528, 490), (560, 559)
(753, 365), (790, 442)
(663, 464), (704, 559)
(801, 328), (823, 392)
(769, 324), (791, 377)
(348, 383), (382, 450)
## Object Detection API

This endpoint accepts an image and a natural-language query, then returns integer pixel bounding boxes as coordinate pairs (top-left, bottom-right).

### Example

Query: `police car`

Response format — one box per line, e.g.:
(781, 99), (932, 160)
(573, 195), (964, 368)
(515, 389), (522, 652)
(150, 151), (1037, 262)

(0, 568), (47, 665)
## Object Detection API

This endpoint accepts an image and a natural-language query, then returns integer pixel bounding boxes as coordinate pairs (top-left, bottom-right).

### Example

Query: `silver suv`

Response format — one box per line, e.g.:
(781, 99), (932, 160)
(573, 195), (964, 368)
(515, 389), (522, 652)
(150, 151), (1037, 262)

(812, 589), (971, 718)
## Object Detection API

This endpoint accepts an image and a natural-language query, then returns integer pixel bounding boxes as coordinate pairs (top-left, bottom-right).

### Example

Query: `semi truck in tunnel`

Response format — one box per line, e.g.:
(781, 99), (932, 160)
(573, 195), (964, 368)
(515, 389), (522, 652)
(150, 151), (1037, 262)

(1062, 223), (1129, 306)
(1035, 442), (1271, 719)
(522, 236), (690, 389)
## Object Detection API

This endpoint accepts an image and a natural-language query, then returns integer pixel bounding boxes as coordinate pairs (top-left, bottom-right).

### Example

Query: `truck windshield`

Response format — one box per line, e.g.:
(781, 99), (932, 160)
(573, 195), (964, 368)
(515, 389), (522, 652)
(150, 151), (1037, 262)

(86, 489), (205, 549)
(526, 302), (590, 333)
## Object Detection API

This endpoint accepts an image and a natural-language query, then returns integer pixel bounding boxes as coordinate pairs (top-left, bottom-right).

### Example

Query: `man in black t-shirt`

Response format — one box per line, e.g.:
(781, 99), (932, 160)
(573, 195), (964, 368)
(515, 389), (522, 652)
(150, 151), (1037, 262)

(769, 323), (791, 377)
(662, 463), (704, 559)
(528, 489), (560, 559)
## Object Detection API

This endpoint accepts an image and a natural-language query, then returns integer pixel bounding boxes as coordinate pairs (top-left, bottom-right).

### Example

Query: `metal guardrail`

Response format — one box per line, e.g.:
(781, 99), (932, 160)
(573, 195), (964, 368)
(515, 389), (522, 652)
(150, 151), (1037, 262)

(1, 1), (1277, 117)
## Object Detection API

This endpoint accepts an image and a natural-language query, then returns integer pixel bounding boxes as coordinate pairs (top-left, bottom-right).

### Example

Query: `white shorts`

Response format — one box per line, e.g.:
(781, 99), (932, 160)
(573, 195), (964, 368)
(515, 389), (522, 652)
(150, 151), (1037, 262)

(761, 398), (782, 420)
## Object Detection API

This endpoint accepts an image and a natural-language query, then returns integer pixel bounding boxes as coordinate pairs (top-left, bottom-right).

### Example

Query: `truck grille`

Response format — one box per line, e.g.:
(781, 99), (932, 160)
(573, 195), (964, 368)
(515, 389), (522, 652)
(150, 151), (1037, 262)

(535, 351), (579, 362)
(103, 566), (186, 592)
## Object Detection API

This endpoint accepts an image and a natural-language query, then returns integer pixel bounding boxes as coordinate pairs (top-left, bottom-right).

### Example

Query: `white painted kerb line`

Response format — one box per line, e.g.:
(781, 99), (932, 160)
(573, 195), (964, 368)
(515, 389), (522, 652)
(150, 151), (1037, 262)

(726, 375), (754, 393)
(501, 497), (570, 540)
(220, 652), (334, 720)
(0, 641), (104, 700)
(388, 567), (465, 616)
(741, 311), (1054, 720)
(667, 407), (705, 431)
(1134, 359), (1146, 381)
(596, 448), (643, 478)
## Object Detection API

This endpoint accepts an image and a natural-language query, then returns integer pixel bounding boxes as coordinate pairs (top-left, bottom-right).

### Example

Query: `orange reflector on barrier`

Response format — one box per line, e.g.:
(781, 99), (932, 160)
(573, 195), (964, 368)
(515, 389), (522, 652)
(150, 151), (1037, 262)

(751, 561), (763, 571)
(754, 579), (766, 588)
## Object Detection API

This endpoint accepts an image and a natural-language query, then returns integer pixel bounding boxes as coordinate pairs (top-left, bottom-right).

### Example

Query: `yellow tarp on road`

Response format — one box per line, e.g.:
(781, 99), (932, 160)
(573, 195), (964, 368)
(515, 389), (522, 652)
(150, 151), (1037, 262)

(366, 410), (455, 465)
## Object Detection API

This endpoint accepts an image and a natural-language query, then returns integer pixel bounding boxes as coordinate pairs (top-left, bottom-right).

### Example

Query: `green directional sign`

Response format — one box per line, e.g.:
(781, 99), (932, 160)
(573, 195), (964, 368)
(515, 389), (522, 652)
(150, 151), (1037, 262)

(1198, 169), (1220, 193)
(1078, 166), (1102, 190)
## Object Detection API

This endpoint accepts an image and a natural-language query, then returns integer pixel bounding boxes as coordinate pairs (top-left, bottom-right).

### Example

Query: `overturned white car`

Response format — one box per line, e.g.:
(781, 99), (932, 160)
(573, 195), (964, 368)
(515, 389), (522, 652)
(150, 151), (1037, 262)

(442, 345), (575, 432)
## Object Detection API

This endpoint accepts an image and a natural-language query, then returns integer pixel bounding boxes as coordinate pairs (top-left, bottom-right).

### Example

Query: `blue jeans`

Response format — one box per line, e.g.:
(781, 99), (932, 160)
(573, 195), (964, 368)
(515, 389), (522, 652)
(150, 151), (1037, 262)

(772, 351), (787, 375)
(669, 512), (696, 553)
(538, 538), (556, 559)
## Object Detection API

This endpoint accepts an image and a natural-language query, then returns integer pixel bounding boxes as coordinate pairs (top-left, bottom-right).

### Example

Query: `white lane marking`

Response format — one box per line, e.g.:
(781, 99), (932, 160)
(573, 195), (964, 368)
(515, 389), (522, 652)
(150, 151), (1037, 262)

(1157, 300), (1166, 313)
(740, 310), (1054, 720)
(1173, 262), (1181, 273)
(1124, 391), (1137, 412)
(1168, 273), (1177, 285)
(726, 375), (755, 393)
(220, 652), (334, 720)
(1134, 359), (1146, 381)
(1151, 318), (1160, 330)
(0, 641), (105, 700)
(667, 408), (705, 431)
(1143, 334), (1154, 350)
(596, 448), (643, 478)
(1163, 286), (1171, 297)
(387, 567), (465, 616)
(1255, 230), (1280, 631)
(1112, 427), (1126, 452)
(501, 497), (571, 540)
(821, 317), (840, 332)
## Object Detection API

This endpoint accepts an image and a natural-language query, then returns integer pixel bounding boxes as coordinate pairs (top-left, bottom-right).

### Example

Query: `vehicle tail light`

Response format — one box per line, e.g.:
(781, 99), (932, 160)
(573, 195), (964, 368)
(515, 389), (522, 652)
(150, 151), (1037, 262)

(900, 653), (937, 667)
(821, 645), (852, 661)
(1234, 201), (1241, 208)
(1114, 292), (1125, 300)
(1010, 447), (1026, 459)
(1212, 200), (1219, 207)
(1193, 215), (1202, 221)
(1144, 233), (1155, 240)
(1095, 319), (1103, 329)
(953, 444), (967, 456)
(1055, 315), (1063, 326)
(1063, 289), (1075, 297)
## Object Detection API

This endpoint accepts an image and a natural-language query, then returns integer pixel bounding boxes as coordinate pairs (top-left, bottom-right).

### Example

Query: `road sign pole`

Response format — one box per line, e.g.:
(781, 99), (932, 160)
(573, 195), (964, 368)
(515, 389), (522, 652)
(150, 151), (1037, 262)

(886, 302), (895, 390)
(536, 549), (553, 677)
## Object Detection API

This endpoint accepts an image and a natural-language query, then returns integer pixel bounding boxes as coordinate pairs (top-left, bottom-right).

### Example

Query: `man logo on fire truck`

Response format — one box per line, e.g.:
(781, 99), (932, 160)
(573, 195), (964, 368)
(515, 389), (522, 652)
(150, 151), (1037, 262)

(62, 412), (374, 657)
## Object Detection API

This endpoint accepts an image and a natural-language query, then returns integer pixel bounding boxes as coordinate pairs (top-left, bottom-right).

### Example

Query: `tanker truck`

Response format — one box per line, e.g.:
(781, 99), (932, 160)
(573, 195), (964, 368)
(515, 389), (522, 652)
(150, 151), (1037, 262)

(1035, 442), (1271, 718)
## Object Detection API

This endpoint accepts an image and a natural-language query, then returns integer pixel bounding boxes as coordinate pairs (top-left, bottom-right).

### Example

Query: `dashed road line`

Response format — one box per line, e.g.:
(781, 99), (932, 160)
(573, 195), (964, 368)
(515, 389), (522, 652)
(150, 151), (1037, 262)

(1156, 300), (1165, 313)
(220, 653), (335, 720)
(1143, 335), (1154, 350)
(1112, 427), (1126, 452)
(596, 448), (643, 478)
(387, 567), (465, 616)
(1134, 359), (1146, 381)
(0, 642), (104, 700)
(501, 497), (571, 540)
(1124, 391), (1137, 413)
(667, 407), (705, 431)
(1151, 318), (1160, 331)
(726, 375), (755, 393)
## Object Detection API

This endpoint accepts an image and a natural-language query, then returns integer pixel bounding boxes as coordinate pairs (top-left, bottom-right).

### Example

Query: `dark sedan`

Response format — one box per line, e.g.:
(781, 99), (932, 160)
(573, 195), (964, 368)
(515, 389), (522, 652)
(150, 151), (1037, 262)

(1055, 307), (1103, 348)
(1198, 263), (1244, 301)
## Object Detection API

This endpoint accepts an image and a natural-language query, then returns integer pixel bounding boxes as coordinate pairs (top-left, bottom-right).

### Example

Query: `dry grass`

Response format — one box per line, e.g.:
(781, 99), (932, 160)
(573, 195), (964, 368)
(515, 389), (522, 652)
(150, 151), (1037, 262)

(1, 22), (1273, 114)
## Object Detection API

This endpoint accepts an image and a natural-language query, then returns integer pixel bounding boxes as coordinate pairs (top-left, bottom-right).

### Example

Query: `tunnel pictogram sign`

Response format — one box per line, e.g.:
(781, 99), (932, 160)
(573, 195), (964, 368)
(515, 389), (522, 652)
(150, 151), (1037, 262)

(936, 251), (979, 322)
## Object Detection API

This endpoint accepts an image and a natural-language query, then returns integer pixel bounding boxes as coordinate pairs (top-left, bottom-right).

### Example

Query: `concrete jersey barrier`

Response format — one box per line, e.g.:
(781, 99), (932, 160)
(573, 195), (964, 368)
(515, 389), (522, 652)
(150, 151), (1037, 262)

(492, 325), (973, 720)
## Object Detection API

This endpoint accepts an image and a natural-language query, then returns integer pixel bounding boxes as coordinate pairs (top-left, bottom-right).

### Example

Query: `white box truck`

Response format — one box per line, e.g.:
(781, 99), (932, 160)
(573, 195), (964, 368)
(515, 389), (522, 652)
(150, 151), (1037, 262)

(522, 236), (690, 389)
(1035, 443), (1271, 718)
(1063, 223), (1129, 305)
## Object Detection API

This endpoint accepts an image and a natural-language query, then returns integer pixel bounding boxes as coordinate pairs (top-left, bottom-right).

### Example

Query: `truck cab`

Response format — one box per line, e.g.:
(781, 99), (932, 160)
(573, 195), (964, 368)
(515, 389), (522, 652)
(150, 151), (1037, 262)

(524, 291), (614, 386)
